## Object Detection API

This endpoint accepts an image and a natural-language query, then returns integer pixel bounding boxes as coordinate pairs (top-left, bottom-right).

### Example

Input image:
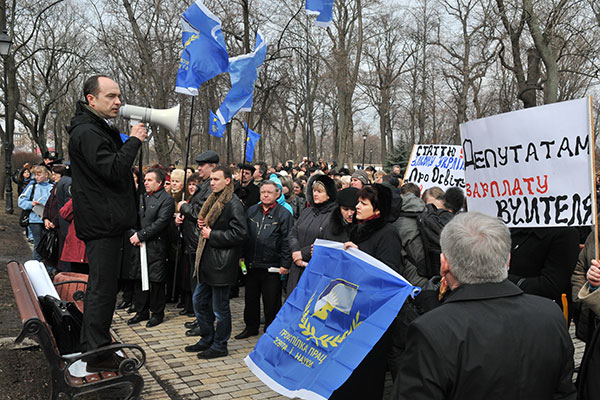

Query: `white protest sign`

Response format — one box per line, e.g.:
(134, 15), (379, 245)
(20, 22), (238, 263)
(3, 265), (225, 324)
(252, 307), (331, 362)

(459, 97), (595, 228)
(403, 144), (465, 192)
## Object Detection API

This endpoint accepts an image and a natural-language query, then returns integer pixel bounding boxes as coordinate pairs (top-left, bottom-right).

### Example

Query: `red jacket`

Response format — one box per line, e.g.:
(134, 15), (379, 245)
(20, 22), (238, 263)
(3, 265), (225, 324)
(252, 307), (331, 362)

(59, 199), (88, 263)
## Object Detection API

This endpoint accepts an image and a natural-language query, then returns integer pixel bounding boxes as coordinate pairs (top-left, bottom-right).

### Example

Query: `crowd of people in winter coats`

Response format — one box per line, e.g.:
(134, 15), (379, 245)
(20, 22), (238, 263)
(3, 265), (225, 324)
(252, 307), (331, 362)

(13, 151), (600, 398)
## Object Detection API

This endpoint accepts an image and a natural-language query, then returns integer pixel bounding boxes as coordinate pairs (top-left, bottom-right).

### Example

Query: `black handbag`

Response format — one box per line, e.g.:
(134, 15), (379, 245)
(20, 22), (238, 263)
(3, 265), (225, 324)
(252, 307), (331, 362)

(18, 182), (36, 227)
(36, 228), (59, 262)
(38, 295), (83, 354)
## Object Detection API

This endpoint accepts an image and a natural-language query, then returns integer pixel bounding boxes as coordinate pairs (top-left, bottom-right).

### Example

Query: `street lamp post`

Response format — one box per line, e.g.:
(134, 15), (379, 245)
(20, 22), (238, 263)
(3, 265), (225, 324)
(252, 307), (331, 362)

(362, 133), (367, 170)
(1, 0), (13, 214)
(369, 148), (373, 165)
(50, 109), (58, 154)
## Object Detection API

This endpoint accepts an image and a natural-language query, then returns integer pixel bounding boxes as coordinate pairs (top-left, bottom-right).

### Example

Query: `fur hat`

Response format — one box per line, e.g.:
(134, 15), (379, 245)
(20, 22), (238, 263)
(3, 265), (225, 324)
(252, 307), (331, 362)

(337, 187), (359, 208)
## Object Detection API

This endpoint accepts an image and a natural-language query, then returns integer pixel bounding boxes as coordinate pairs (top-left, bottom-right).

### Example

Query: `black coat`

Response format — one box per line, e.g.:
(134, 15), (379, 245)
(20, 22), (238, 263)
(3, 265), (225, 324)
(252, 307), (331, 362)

(287, 175), (338, 294)
(349, 217), (404, 273)
(244, 203), (293, 269)
(55, 176), (72, 240)
(180, 178), (211, 254)
(323, 205), (353, 243)
(199, 194), (248, 286)
(235, 180), (260, 211)
(393, 280), (576, 400)
(509, 227), (579, 308)
(131, 188), (175, 282)
(67, 101), (141, 241)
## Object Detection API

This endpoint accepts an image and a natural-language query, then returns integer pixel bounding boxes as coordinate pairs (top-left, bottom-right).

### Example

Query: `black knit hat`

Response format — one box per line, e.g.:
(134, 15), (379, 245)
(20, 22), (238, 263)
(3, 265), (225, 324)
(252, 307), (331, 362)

(337, 187), (359, 208)
(372, 183), (392, 220)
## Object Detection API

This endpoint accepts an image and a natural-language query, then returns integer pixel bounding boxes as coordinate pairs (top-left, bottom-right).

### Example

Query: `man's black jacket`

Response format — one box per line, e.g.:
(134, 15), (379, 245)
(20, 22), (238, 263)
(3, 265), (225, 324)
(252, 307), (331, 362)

(244, 203), (293, 269)
(67, 101), (141, 241)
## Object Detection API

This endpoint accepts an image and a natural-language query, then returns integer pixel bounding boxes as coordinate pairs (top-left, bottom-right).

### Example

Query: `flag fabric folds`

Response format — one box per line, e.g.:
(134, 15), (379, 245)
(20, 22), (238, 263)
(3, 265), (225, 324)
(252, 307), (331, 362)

(175, 0), (229, 96)
(245, 240), (420, 400)
(216, 31), (267, 124)
(245, 123), (261, 162)
(209, 110), (226, 138)
(306, 0), (335, 28)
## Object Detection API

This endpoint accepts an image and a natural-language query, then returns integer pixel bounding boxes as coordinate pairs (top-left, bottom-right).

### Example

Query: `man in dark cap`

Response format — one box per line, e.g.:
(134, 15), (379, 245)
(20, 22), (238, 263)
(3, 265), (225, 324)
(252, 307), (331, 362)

(235, 163), (260, 211)
(177, 150), (219, 327)
(40, 151), (63, 172)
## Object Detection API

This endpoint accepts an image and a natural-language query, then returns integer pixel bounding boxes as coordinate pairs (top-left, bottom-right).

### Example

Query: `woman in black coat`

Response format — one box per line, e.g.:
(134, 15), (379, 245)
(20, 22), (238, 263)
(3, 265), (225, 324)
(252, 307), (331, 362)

(286, 174), (337, 296)
(323, 187), (358, 243)
(331, 183), (404, 400)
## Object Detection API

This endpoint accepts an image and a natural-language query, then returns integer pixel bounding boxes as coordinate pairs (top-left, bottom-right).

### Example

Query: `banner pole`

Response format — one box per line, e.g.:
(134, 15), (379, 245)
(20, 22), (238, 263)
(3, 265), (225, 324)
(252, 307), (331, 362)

(589, 96), (598, 260)
(171, 95), (195, 301)
(244, 111), (253, 163)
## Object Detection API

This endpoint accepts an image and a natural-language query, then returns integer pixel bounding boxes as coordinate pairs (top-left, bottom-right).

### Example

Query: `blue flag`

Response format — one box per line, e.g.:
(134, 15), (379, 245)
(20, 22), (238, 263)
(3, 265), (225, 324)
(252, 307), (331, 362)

(245, 240), (419, 400)
(306, 0), (335, 28)
(175, 0), (229, 95)
(216, 31), (267, 124)
(209, 110), (226, 138)
(245, 123), (261, 162)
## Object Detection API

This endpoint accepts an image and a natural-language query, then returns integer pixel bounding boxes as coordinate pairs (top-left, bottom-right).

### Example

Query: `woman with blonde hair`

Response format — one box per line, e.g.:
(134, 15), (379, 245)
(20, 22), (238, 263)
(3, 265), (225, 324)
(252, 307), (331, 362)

(169, 169), (188, 211)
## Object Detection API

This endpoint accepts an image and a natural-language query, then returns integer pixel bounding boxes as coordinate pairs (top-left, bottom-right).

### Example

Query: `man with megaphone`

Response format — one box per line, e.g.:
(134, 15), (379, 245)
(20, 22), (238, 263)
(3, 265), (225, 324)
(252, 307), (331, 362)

(68, 75), (148, 373)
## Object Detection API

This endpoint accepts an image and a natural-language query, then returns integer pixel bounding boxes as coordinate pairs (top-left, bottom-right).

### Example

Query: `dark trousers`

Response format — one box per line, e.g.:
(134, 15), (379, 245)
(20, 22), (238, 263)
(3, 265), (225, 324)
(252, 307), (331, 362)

(134, 280), (166, 318)
(244, 268), (282, 332)
(193, 282), (231, 352)
(81, 234), (125, 357)
(120, 278), (135, 303)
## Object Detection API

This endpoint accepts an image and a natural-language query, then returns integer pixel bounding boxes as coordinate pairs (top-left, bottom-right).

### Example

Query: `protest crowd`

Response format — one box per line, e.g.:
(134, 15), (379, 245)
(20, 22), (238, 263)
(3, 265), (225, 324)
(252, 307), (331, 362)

(11, 75), (600, 400)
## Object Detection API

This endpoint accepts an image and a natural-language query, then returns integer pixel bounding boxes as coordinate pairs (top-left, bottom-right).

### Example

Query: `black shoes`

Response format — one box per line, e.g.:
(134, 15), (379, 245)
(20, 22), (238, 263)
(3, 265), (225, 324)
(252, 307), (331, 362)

(127, 304), (136, 314)
(86, 353), (126, 373)
(184, 320), (198, 329)
(184, 342), (210, 352)
(197, 348), (228, 359)
(116, 300), (131, 310)
(235, 329), (258, 340)
(146, 316), (163, 328)
(127, 313), (149, 325)
(179, 309), (194, 317)
(185, 327), (202, 336)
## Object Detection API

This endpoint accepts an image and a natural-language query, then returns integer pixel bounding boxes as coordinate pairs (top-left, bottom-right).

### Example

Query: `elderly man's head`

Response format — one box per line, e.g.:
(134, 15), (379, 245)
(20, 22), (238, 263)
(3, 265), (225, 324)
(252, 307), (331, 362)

(440, 212), (510, 289)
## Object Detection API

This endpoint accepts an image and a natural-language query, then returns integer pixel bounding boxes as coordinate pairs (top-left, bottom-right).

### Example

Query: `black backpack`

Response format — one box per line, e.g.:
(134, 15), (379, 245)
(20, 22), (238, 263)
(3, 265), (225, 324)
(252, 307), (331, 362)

(398, 204), (454, 279)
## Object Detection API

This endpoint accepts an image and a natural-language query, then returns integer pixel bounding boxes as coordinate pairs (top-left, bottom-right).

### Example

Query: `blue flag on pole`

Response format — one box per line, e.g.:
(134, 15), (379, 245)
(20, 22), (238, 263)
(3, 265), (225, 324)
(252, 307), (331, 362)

(245, 123), (261, 162)
(216, 31), (267, 124)
(175, 0), (229, 95)
(245, 240), (419, 400)
(209, 110), (226, 138)
(306, 0), (335, 28)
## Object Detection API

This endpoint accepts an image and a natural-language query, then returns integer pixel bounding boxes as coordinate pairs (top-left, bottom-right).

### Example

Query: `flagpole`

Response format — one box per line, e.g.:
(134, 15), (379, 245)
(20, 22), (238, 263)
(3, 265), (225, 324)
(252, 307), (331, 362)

(171, 95), (194, 302)
(181, 96), (195, 197)
(305, 13), (311, 162)
(243, 111), (253, 163)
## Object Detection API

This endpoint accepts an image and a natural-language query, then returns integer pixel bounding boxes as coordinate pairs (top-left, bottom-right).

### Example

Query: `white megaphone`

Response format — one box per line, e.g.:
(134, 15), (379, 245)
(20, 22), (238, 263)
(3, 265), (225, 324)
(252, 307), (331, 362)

(119, 104), (180, 132)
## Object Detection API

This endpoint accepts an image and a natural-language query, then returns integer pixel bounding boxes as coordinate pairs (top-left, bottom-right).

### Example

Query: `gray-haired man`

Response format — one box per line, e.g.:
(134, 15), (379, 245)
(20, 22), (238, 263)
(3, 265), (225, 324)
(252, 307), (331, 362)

(393, 212), (576, 400)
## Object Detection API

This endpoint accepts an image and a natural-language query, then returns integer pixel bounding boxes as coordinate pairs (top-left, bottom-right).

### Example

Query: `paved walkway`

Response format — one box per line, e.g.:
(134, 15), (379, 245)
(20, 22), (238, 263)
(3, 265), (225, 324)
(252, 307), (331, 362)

(111, 290), (586, 400)
(112, 290), (287, 400)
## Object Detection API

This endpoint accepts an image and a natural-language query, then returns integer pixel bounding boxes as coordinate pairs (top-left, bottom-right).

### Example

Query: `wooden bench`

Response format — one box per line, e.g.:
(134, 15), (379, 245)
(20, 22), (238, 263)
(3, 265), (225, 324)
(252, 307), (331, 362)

(7, 261), (146, 400)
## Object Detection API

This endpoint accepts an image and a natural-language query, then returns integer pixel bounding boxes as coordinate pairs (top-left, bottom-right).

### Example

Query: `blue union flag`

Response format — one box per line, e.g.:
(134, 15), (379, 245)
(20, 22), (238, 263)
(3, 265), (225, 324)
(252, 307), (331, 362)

(245, 240), (419, 400)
